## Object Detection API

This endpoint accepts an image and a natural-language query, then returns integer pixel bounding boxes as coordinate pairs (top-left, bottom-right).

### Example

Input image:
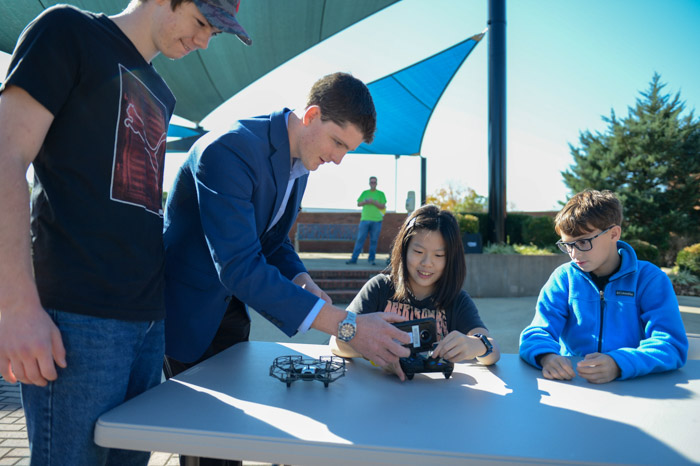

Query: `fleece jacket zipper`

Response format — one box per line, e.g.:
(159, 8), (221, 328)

(597, 289), (605, 353)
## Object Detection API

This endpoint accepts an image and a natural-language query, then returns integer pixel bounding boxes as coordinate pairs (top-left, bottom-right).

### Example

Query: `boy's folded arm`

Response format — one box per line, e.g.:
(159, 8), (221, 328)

(608, 333), (688, 380)
(520, 300), (569, 367)
(610, 269), (690, 380)
(519, 329), (562, 368)
(609, 321), (687, 380)
(520, 271), (571, 367)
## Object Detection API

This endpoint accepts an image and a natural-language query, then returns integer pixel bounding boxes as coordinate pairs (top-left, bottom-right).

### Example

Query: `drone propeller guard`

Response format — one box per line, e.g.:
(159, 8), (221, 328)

(270, 355), (346, 387)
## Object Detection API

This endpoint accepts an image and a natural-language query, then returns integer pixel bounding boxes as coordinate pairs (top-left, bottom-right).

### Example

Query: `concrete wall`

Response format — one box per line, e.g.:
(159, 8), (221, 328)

(464, 254), (570, 298)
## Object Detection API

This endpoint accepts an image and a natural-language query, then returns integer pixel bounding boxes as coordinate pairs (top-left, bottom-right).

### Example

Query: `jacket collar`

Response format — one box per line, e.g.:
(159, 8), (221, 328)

(268, 108), (291, 155)
(615, 240), (639, 279)
(266, 109), (298, 230)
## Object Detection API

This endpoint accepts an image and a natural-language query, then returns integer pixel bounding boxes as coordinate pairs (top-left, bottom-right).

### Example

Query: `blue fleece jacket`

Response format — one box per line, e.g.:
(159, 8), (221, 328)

(520, 241), (688, 380)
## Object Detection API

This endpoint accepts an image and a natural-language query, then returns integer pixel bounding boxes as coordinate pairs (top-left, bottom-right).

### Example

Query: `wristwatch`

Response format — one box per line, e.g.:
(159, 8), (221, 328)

(473, 333), (493, 358)
(337, 311), (357, 342)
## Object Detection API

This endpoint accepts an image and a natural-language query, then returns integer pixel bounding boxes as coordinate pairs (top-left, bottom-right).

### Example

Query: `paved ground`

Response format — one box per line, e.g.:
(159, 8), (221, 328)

(2, 252), (699, 465)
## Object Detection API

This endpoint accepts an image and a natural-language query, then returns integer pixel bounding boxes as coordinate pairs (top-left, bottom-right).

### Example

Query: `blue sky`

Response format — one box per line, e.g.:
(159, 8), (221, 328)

(198, 0), (700, 212)
(5, 0), (700, 212)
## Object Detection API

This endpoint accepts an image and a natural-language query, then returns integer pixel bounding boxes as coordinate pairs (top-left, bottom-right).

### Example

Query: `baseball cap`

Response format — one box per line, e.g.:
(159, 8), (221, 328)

(193, 0), (252, 45)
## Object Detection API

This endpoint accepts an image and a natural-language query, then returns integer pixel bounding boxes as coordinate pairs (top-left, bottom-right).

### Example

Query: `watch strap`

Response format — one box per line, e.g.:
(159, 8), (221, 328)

(473, 333), (493, 358)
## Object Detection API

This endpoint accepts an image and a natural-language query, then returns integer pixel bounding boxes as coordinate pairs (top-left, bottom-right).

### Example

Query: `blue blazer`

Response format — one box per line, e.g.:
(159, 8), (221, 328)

(163, 110), (320, 363)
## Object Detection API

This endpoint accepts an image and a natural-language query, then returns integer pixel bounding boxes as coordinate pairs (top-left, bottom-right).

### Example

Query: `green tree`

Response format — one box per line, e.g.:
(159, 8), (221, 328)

(426, 182), (487, 213)
(563, 73), (700, 251)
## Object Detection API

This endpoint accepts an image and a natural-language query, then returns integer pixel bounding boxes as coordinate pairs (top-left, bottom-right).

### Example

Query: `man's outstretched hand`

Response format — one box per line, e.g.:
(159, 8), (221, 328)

(348, 312), (411, 367)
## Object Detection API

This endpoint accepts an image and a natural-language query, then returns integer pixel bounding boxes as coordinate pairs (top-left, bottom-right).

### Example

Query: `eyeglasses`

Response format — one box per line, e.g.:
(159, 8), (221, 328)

(555, 226), (613, 253)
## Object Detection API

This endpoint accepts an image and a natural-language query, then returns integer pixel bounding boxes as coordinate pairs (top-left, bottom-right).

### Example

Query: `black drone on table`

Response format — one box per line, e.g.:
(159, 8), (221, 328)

(269, 355), (346, 387)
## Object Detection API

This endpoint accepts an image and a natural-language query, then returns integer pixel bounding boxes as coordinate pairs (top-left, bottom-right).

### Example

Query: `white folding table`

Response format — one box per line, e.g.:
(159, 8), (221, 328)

(95, 341), (700, 465)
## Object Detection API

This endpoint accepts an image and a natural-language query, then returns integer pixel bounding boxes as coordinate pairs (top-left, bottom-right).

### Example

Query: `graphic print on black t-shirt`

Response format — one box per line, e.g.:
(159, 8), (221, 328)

(111, 64), (168, 216)
(382, 300), (449, 339)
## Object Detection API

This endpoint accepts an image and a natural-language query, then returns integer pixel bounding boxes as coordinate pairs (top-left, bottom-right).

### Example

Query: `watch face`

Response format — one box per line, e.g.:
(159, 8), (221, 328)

(339, 323), (356, 341)
(338, 312), (357, 342)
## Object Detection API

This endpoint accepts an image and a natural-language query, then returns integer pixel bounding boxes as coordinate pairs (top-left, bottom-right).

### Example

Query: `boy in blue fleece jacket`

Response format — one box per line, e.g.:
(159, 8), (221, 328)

(520, 190), (688, 383)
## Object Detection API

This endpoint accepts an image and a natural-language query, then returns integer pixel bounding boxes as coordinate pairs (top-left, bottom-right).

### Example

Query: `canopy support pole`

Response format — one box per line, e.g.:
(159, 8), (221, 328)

(420, 156), (427, 206)
(487, 0), (507, 244)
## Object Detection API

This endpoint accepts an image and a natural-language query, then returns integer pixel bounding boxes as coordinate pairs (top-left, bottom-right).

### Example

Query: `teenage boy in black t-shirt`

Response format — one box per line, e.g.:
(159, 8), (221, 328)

(0, 1), (250, 464)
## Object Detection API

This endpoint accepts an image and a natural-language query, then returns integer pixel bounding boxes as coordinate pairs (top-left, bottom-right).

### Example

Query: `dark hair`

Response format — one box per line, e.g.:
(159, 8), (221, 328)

(389, 205), (466, 309)
(306, 72), (377, 143)
(555, 189), (623, 237)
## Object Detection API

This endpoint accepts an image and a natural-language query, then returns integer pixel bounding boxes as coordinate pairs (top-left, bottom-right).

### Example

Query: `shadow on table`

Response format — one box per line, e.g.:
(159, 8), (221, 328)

(160, 345), (697, 465)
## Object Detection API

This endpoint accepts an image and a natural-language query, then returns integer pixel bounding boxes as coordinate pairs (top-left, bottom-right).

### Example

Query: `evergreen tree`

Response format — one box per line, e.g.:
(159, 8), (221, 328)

(563, 73), (700, 251)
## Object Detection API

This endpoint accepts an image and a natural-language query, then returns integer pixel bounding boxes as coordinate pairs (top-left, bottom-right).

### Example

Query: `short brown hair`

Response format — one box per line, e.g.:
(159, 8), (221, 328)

(555, 189), (623, 237)
(306, 72), (377, 144)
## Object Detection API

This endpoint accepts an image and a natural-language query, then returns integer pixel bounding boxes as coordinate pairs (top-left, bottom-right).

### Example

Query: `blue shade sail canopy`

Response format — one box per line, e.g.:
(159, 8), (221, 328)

(166, 123), (207, 152)
(353, 32), (485, 156)
(167, 125), (204, 139)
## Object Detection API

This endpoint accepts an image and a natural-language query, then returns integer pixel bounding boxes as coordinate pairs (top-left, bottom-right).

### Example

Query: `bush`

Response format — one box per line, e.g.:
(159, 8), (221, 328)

(668, 267), (700, 296)
(463, 213), (551, 245)
(513, 244), (557, 255)
(627, 239), (660, 265)
(661, 233), (700, 268)
(483, 242), (561, 255)
(676, 243), (700, 276)
(505, 213), (529, 245)
(522, 216), (559, 248)
(484, 243), (517, 254)
(455, 213), (479, 234)
(465, 212), (489, 239)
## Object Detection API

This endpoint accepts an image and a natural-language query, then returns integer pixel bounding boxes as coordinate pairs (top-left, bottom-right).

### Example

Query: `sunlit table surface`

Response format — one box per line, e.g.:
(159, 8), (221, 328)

(95, 341), (700, 465)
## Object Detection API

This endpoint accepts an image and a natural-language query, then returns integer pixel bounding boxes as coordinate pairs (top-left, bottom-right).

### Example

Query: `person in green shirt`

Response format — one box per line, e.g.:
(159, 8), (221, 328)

(347, 176), (387, 265)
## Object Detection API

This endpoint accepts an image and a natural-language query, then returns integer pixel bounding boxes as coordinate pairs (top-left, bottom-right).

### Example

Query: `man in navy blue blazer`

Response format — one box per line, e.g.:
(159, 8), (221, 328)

(163, 73), (411, 378)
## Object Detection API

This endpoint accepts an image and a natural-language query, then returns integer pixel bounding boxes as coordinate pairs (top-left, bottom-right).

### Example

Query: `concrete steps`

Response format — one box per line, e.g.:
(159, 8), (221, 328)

(308, 269), (378, 304)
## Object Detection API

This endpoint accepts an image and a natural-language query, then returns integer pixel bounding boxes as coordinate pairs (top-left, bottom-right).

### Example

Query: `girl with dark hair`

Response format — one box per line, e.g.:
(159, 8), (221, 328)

(331, 204), (500, 380)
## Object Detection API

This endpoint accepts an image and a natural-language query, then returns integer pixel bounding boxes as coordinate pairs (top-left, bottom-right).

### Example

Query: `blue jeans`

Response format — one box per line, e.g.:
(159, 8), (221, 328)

(350, 220), (383, 262)
(21, 309), (164, 466)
